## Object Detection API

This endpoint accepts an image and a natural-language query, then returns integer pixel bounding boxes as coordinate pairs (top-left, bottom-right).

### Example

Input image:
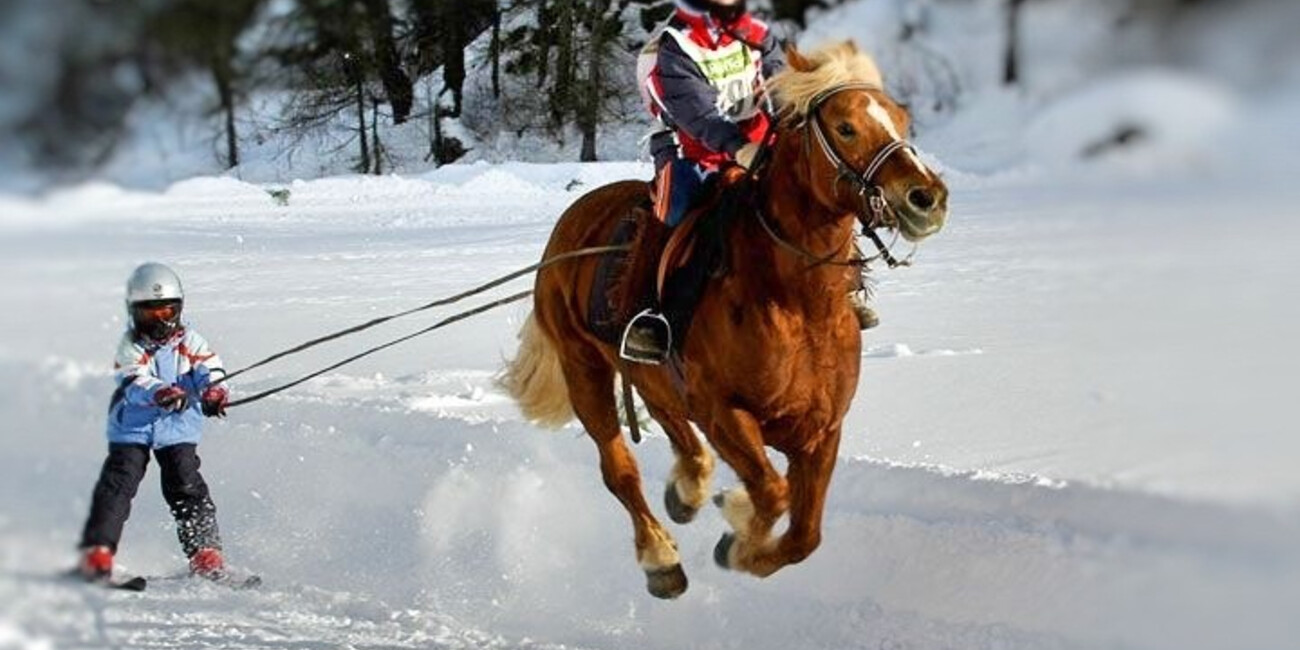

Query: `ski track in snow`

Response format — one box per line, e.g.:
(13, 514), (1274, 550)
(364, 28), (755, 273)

(2, 162), (1299, 650)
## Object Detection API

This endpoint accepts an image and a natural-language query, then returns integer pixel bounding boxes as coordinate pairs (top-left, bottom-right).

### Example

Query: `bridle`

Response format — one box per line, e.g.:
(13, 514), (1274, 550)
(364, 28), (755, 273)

(752, 82), (920, 269)
(806, 82), (919, 268)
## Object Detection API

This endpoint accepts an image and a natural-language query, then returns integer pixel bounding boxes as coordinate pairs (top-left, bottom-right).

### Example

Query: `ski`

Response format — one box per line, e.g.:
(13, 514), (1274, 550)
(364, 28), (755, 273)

(63, 569), (148, 592)
(110, 575), (149, 591)
(147, 570), (261, 590)
(204, 572), (261, 590)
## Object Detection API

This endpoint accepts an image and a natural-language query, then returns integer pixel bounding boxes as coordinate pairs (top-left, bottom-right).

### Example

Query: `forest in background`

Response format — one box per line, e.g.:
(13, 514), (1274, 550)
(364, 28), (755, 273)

(0, 0), (1287, 187)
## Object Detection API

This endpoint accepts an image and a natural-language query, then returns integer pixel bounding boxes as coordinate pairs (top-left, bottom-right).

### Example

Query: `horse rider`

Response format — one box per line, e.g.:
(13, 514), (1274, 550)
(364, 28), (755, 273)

(622, 0), (878, 364)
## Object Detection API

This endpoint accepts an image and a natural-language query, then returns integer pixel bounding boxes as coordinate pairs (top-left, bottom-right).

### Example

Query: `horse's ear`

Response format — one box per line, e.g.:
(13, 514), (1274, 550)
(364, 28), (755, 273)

(844, 39), (860, 54)
(784, 43), (814, 72)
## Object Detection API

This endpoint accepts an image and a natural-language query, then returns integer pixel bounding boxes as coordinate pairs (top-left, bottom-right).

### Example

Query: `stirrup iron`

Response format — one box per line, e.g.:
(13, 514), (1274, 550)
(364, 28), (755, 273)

(619, 308), (673, 365)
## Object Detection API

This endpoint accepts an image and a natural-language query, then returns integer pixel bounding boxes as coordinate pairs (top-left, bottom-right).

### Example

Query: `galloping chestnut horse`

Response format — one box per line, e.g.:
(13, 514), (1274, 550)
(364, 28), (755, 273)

(502, 41), (948, 599)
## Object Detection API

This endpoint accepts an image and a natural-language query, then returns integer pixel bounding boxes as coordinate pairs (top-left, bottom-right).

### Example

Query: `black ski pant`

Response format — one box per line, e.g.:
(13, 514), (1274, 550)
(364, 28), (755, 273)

(80, 443), (222, 557)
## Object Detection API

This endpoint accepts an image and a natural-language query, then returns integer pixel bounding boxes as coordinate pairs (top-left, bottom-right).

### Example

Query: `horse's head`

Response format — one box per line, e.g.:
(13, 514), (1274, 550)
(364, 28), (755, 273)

(768, 42), (948, 243)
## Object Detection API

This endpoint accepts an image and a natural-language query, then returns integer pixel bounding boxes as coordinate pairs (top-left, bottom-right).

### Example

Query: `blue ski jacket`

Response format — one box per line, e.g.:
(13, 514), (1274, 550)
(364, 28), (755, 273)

(105, 326), (226, 448)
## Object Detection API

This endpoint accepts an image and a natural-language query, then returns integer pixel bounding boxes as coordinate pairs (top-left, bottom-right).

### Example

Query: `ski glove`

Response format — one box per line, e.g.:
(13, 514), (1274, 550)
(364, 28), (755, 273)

(200, 385), (228, 418)
(154, 385), (189, 412)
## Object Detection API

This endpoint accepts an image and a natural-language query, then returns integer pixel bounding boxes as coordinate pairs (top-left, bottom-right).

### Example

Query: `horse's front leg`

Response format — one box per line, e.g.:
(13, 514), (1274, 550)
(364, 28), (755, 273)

(706, 407), (789, 572)
(728, 426), (842, 577)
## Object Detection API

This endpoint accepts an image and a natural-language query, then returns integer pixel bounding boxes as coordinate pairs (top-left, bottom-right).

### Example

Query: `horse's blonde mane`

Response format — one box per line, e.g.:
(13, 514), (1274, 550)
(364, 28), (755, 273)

(768, 41), (884, 122)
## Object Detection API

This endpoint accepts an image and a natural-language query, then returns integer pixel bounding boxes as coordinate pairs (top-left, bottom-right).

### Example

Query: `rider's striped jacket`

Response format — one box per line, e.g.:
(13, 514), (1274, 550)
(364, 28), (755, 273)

(640, 3), (785, 170)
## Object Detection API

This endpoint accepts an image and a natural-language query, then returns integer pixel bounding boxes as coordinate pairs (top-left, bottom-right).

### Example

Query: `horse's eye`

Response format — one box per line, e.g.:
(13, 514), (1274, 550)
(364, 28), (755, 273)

(836, 123), (856, 138)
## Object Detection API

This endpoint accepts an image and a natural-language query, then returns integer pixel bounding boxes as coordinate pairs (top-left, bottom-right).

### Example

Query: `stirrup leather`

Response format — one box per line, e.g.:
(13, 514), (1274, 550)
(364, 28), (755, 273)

(619, 309), (673, 365)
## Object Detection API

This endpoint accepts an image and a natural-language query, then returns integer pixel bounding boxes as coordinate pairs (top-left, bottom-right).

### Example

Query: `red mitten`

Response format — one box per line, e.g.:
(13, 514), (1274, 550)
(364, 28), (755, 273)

(200, 385), (228, 418)
(153, 385), (189, 412)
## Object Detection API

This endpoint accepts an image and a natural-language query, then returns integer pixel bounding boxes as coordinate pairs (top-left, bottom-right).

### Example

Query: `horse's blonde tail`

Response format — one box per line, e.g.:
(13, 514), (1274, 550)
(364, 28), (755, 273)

(500, 312), (574, 428)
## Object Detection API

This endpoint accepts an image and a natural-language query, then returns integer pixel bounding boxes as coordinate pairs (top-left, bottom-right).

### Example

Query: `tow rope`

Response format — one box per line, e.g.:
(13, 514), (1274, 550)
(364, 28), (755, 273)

(215, 244), (629, 408)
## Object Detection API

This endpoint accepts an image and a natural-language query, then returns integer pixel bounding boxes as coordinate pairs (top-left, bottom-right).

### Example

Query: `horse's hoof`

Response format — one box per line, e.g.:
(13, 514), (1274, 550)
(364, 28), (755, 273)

(645, 564), (688, 599)
(664, 483), (698, 524)
(713, 532), (736, 569)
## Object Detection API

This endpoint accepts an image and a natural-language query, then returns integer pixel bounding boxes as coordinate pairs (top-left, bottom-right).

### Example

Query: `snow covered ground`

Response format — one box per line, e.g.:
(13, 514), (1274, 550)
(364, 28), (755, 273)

(1, 155), (1298, 649)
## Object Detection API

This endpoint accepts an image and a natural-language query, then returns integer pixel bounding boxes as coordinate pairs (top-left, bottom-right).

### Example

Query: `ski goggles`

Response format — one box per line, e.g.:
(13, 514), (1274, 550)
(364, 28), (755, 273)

(132, 300), (180, 322)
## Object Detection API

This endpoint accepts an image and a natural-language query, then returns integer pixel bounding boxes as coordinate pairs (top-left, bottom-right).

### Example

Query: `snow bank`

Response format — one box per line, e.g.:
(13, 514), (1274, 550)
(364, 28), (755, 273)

(1024, 70), (1238, 171)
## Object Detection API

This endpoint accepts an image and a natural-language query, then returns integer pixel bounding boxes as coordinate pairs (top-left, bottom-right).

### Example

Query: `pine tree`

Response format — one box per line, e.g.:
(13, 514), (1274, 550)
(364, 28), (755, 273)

(494, 0), (655, 160)
(272, 0), (416, 173)
(408, 0), (497, 117)
(576, 0), (629, 160)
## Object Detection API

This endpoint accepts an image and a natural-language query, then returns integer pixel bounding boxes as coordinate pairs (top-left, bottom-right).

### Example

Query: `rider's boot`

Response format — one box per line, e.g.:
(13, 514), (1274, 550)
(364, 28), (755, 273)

(848, 290), (879, 330)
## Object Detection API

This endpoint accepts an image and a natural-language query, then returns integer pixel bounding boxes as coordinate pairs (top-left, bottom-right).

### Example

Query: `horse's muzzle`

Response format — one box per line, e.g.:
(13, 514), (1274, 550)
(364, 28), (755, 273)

(896, 183), (948, 242)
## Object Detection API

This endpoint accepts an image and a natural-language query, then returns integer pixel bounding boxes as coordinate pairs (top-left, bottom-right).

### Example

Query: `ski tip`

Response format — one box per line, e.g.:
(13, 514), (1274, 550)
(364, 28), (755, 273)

(62, 568), (147, 592)
(115, 576), (148, 591)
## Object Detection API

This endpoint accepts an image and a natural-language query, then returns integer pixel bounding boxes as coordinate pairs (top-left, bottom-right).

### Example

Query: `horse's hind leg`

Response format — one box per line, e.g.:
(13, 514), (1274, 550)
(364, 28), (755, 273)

(563, 358), (688, 598)
(644, 403), (713, 524)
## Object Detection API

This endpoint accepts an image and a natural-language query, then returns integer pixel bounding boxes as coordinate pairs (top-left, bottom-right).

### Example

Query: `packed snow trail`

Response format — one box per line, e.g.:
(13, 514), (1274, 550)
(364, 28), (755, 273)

(1, 163), (1298, 650)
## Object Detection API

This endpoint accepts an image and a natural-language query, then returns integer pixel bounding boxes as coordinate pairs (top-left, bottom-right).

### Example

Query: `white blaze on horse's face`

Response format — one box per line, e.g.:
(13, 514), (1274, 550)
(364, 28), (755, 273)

(864, 97), (934, 182)
(834, 91), (948, 242)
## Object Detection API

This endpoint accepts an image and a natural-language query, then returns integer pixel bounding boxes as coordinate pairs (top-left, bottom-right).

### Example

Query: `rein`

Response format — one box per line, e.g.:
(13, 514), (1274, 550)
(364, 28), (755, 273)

(753, 198), (856, 269)
(746, 123), (857, 269)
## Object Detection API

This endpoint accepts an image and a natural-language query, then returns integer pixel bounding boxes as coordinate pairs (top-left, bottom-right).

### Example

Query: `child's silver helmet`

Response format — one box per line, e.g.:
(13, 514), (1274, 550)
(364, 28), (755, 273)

(125, 262), (184, 341)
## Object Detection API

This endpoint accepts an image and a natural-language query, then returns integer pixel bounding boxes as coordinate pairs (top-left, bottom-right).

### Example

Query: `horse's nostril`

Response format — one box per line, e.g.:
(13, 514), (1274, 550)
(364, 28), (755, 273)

(907, 188), (935, 211)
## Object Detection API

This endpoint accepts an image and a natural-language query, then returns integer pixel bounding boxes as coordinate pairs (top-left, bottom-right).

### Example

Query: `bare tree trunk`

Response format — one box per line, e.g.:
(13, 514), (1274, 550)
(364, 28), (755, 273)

(1004, 0), (1027, 86)
(439, 0), (466, 117)
(579, 61), (599, 161)
(432, 102), (444, 167)
(212, 61), (238, 169)
(363, 0), (413, 123)
(550, 0), (575, 128)
(355, 72), (370, 172)
(578, 1), (612, 161)
(371, 97), (382, 175)
(536, 0), (553, 88)
(409, 0), (439, 74)
(426, 79), (439, 162)
(490, 2), (502, 98)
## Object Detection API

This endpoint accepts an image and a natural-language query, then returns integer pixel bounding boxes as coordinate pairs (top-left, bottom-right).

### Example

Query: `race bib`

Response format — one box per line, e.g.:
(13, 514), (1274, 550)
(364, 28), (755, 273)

(665, 29), (761, 120)
(638, 27), (763, 122)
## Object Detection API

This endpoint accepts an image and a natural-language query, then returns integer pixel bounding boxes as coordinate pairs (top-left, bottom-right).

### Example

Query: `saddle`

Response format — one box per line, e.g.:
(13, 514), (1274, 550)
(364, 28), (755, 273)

(587, 173), (742, 348)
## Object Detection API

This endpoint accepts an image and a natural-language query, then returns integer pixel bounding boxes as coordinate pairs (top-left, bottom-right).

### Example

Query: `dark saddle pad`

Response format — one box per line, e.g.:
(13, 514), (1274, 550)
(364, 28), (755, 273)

(586, 180), (735, 349)
(587, 212), (644, 344)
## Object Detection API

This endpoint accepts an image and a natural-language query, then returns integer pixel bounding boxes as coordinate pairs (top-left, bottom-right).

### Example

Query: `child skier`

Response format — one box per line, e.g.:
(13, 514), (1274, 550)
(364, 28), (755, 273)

(77, 262), (232, 582)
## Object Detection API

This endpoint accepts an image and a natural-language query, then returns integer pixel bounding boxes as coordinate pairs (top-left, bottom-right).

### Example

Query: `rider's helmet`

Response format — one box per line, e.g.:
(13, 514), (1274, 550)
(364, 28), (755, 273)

(125, 262), (184, 342)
